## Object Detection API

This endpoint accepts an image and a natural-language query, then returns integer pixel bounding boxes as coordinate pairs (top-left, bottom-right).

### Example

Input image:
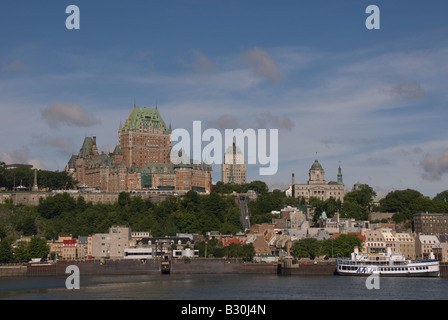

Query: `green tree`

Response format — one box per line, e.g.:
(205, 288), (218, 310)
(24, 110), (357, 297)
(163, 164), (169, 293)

(27, 237), (49, 260)
(341, 201), (368, 220)
(380, 189), (422, 214)
(331, 234), (362, 257)
(345, 184), (376, 209)
(434, 190), (448, 203)
(12, 241), (30, 263)
(223, 243), (255, 260)
(293, 238), (321, 259)
(0, 238), (13, 263)
(37, 193), (76, 219)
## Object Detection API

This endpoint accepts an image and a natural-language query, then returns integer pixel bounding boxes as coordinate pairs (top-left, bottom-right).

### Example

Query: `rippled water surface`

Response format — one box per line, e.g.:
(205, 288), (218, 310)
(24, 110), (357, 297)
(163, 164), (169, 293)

(1, 274), (447, 300)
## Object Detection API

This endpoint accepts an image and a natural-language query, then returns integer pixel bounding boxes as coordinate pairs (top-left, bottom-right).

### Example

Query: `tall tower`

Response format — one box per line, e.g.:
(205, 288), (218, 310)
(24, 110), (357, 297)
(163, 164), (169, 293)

(308, 159), (326, 185)
(31, 168), (39, 191)
(118, 106), (172, 168)
(222, 143), (246, 184)
(337, 162), (344, 186)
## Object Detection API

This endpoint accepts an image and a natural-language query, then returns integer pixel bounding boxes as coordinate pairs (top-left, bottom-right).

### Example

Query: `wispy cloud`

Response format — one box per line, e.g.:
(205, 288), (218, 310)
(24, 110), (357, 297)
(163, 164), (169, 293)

(383, 80), (426, 100)
(41, 102), (101, 128)
(1, 59), (28, 72)
(178, 49), (216, 73)
(0, 146), (45, 169)
(255, 112), (295, 131)
(241, 48), (280, 82)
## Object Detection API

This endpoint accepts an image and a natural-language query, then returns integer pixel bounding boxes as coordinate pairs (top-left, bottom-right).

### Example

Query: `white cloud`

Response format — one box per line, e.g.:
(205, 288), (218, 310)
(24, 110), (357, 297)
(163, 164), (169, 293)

(421, 149), (448, 181)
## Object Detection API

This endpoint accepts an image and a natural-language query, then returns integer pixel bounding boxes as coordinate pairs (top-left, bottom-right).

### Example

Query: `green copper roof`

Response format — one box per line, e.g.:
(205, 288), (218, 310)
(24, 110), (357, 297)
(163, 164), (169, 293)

(79, 137), (98, 158)
(120, 106), (171, 133)
(311, 159), (323, 170)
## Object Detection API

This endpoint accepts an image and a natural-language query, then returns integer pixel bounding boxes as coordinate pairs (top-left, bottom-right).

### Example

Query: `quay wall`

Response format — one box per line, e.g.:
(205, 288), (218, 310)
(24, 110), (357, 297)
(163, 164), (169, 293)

(0, 191), (170, 206)
(25, 259), (277, 276)
(440, 265), (448, 277)
(2, 261), (447, 277)
(0, 266), (27, 277)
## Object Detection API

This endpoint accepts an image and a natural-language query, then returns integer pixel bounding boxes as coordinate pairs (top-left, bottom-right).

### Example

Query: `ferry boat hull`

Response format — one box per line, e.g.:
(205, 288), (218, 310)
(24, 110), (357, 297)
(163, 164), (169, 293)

(335, 262), (440, 277)
(336, 246), (440, 277)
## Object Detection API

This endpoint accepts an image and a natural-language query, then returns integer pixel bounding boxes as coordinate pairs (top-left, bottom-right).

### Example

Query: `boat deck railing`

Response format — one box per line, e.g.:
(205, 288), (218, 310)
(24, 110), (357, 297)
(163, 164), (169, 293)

(336, 258), (408, 266)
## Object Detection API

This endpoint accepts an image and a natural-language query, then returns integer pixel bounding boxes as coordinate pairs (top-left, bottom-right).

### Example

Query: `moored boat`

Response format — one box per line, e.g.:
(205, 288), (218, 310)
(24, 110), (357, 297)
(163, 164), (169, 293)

(336, 245), (439, 277)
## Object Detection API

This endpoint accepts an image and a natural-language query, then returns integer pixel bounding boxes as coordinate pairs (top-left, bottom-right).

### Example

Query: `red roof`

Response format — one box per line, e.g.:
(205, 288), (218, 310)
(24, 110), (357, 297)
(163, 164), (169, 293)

(63, 239), (78, 246)
(219, 237), (246, 246)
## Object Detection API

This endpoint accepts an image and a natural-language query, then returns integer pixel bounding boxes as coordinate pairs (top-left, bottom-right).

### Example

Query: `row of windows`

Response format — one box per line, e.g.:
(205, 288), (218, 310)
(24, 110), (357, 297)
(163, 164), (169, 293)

(338, 265), (430, 271)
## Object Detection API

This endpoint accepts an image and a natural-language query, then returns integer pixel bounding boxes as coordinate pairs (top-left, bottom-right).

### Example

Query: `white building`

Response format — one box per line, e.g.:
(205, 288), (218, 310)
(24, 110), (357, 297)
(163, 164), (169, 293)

(291, 159), (344, 202)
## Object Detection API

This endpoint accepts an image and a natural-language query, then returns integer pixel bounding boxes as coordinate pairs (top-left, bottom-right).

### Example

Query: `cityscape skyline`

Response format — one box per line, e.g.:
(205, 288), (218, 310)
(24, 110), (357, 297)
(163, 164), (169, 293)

(1, 1), (448, 197)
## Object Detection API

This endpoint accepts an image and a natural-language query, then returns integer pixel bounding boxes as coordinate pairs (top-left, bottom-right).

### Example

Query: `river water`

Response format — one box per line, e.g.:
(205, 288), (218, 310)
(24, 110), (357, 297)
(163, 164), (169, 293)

(1, 273), (447, 300)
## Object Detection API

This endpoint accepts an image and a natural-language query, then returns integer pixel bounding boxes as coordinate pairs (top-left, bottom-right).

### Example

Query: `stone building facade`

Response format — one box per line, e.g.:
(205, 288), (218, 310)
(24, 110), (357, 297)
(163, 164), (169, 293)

(221, 143), (246, 185)
(291, 159), (345, 202)
(91, 226), (131, 259)
(413, 213), (448, 236)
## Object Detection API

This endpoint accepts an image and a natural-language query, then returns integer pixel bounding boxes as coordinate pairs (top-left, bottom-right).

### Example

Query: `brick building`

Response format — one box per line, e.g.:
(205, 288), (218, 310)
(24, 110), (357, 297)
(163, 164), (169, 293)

(65, 106), (212, 193)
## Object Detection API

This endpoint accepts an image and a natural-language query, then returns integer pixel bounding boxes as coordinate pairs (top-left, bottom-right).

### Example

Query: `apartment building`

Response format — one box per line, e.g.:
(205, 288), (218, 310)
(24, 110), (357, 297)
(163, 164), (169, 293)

(413, 213), (448, 235)
(363, 229), (387, 254)
(415, 234), (439, 259)
(91, 226), (131, 259)
(394, 232), (415, 259)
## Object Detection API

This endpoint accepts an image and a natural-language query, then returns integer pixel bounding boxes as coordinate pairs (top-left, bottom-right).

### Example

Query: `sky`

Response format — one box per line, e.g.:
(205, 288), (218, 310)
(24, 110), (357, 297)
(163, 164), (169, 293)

(1, 0), (448, 198)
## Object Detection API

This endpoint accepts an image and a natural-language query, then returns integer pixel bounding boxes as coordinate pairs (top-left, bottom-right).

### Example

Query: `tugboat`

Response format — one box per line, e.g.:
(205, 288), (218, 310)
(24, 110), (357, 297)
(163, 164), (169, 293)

(336, 245), (439, 277)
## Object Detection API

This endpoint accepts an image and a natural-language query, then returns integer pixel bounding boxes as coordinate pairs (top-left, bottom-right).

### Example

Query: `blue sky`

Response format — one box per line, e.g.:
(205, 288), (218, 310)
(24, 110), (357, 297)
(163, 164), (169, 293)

(1, 1), (448, 197)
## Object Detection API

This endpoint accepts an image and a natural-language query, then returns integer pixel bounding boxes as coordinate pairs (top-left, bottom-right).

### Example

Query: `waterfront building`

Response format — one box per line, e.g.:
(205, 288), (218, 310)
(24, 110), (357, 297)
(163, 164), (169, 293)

(91, 226), (131, 259)
(394, 232), (415, 259)
(61, 239), (78, 260)
(363, 229), (388, 254)
(415, 234), (440, 259)
(124, 235), (196, 259)
(291, 159), (345, 202)
(65, 105), (212, 193)
(77, 236), (92, 260)
(49, 235), (73, 259)
(222, 142), (247, 184)
(413, 213), (448, 236)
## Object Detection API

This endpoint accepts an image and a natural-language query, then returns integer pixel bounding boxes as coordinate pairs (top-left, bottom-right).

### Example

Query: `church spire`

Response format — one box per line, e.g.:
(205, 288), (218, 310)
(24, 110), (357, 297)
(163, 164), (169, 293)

(337, 161), (344, 186)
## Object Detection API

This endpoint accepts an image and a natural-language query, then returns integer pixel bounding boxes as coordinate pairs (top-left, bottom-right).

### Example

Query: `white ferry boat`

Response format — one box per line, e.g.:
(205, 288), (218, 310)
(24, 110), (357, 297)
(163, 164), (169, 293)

(336, 245), (439, 277)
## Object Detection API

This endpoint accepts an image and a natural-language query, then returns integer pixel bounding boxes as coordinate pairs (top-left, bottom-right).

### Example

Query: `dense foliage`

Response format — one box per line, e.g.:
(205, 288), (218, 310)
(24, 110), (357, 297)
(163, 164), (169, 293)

(0, 162), (76, 190)
(379, 189), (448, 223)
(0, 237), (49, 263)
(292, 234), (363, 259)
(0, 187), (302, 241)
(339, 184), (377, 221)
(34, 191), (243, 238)
(212, 180), (269, 194)
(195, 238), (255, 260)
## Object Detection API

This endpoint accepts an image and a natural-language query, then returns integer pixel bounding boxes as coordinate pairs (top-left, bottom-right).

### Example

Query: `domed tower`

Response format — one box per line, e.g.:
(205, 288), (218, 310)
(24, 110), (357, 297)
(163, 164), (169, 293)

(308, 159), (326, 185)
